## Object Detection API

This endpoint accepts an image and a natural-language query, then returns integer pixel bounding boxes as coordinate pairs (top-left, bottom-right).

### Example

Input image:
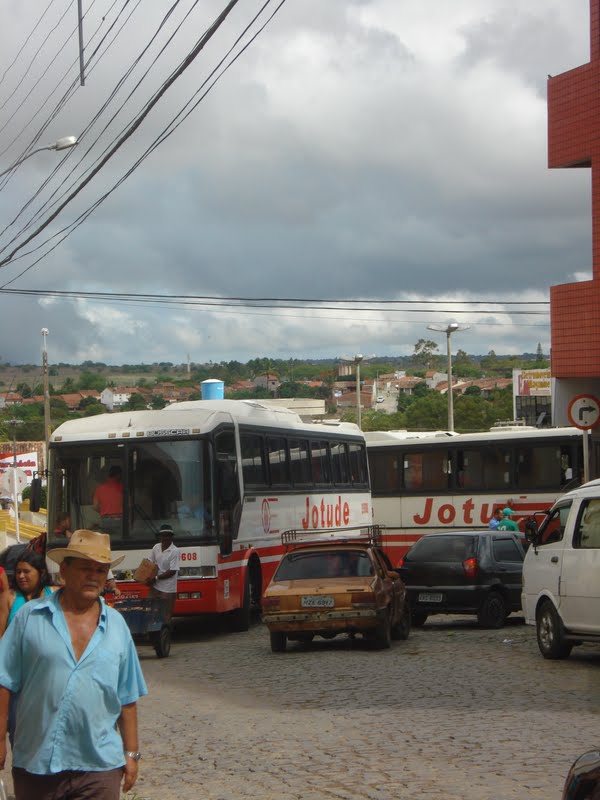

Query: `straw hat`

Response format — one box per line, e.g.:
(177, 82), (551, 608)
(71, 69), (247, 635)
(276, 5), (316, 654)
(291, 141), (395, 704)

(47, 529), (125, 567)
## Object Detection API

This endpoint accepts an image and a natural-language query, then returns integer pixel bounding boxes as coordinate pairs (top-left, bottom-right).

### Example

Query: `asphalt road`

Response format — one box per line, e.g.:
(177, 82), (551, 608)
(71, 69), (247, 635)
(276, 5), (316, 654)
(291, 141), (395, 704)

(2, 612), (598, 799)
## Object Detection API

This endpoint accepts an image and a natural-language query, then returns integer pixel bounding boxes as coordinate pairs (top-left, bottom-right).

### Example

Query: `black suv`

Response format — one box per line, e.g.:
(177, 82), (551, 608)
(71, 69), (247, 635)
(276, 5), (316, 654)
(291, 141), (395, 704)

(398, 531), (525, 629)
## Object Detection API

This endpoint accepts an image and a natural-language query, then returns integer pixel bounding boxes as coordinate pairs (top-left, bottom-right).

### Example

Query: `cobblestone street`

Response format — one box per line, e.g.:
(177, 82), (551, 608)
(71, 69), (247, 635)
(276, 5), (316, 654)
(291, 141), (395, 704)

(4, 614), (600, 799)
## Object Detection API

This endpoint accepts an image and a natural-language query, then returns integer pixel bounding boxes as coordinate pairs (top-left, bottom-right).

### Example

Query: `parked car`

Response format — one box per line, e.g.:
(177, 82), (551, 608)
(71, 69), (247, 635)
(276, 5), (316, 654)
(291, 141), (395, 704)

(562, 749), (600, 799)
(398, 531), (525, 628)
(522, 479), (600, 659)
(262, 536), (410, 652)
(376, 395), (385, 403)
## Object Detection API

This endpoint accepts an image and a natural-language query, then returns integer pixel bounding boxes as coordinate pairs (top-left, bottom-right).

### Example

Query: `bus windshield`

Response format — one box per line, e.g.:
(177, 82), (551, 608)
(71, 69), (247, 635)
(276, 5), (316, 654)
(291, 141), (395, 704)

(48, 438), (215, 546)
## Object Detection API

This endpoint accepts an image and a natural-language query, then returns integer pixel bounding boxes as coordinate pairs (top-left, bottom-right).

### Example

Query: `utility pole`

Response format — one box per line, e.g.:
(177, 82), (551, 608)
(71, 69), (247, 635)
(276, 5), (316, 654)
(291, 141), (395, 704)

(41, 328), (51, 473)
(354, 355), (364, 430)
(8, 418), (23, 542)
(427, 323), (470, 432)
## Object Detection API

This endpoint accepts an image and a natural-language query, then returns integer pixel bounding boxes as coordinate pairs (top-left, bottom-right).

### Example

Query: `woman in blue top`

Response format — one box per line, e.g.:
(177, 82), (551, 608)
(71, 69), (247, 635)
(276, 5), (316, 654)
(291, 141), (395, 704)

(7, 550), (55, 746)
(8, 550), (54, 626)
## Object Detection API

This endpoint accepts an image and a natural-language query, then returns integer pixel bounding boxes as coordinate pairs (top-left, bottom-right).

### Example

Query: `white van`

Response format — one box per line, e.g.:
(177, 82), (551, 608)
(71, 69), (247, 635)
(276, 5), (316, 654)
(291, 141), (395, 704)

(521, 479), (600, 659)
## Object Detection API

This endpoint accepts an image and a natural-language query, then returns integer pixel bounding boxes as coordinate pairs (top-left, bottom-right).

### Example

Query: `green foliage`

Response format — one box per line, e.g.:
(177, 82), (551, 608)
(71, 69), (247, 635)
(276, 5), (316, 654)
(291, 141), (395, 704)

(412, 381), (430, 397)
(405, 394), (448, 430)
(125, 393), (148, 411)
(412, 339), (440, 370)
(78, 371), (106, 391)
(150, 395), (167, 410)
(82, 402), (106, 417)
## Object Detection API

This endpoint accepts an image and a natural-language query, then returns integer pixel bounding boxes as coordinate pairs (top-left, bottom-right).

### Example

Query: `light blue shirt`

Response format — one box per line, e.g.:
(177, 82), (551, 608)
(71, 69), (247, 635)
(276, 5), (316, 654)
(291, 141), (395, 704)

(0, 590), (148, 775)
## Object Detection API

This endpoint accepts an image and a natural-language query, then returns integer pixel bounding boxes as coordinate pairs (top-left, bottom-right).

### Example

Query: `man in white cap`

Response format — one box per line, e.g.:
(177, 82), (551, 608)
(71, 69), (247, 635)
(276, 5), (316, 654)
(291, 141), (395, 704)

(0, 530), (147, 800)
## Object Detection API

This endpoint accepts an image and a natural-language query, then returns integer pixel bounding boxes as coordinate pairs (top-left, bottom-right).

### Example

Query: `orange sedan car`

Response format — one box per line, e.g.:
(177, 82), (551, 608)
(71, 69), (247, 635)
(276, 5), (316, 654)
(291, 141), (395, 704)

(262, 539), (410, 652)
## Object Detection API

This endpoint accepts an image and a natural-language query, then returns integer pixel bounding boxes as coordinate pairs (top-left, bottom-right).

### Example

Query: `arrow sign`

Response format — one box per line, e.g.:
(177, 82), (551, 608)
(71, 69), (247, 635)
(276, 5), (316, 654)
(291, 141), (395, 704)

(568, 394), (600, 430)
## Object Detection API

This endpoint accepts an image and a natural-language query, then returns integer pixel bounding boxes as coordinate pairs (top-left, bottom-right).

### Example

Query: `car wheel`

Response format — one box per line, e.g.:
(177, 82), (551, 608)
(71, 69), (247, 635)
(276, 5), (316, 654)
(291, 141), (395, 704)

(270, 631), (287, 653)
(391, 605), (411, 641)
(536, 601), (573, 660)
(411, 610), (428, 627)
(372, 608), (392, 649)
(477, 591), (507, 629)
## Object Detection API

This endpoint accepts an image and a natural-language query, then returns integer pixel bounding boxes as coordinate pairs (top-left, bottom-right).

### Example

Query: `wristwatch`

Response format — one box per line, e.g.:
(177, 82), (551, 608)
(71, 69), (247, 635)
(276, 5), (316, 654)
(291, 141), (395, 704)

(124, 751), (142, 761)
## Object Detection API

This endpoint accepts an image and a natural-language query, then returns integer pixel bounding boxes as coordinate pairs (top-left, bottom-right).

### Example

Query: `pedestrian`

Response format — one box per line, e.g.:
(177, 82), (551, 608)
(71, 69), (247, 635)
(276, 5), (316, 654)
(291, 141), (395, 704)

(488, 508), (503, 530)
(496, 507), (520, 532)
(93, 465), (123, 534)
(147, 523), (180, 623)
(0, 529), (147, 800)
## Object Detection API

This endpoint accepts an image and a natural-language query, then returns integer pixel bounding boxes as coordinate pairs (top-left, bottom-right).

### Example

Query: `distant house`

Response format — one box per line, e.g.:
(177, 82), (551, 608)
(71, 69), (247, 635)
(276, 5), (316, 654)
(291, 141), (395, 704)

(228, 380), (255, 393)
(393, 377), (425, 395)
(254, 374), (281, 393)
(0, 392), (23, 409)
(153, 383), (197, 404)
(100, 386), (141, 411)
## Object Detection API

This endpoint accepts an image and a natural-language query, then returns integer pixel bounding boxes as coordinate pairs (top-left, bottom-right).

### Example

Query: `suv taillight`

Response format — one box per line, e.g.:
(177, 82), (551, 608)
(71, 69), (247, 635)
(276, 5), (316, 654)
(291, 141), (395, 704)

(463, 557), (478, 579)
(397, 557), (404, 569)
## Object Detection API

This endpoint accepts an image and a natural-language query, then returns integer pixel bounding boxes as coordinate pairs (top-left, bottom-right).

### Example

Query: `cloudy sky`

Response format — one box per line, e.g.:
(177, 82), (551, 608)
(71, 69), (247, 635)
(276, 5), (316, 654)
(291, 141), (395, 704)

(0, 0), (593, 366)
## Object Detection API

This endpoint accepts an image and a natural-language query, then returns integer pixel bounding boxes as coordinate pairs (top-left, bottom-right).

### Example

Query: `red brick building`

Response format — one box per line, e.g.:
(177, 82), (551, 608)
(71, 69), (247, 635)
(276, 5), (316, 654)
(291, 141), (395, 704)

(549, 0), (600, 466)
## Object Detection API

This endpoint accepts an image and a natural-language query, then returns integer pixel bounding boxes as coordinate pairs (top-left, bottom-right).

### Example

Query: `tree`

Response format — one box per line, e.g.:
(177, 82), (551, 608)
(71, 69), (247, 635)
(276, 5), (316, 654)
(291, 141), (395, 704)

(78, 372), (105, 391)
(412, 339), (439, 370)
(150, 395), (167, 410)
(125, 393), (147, 410)
(404, 394), (447, 430)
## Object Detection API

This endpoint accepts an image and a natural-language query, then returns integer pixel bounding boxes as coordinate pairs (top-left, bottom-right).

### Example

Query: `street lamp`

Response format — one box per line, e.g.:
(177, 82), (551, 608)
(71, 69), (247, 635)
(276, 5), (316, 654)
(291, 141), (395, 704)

(0, 135), (78, 178)
(354, 354), (364, 430)
(427, 322), (470, 432)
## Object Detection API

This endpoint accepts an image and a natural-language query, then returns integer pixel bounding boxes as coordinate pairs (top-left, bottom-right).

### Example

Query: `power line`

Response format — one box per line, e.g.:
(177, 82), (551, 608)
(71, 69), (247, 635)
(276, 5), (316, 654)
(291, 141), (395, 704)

(0, 0), (61, 89)
(0, 0), (247, 269)
(0, 287), (550, 307)
(0, 0), (289, 278)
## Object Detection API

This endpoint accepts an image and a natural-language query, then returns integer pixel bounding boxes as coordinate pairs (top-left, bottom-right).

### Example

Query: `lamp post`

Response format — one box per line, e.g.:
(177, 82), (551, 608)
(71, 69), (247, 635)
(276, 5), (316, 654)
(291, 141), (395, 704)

(41, 328), (50, 473)
(427, 323), (470, 432)
(0, 136), (78, 178)
(354, 354), (364, 430)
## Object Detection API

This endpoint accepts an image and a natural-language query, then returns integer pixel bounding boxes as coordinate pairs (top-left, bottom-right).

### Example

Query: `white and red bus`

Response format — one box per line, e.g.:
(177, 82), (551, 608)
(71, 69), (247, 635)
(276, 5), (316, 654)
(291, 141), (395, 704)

(365, 426), (584, 565)
(46, 400), (371, 628)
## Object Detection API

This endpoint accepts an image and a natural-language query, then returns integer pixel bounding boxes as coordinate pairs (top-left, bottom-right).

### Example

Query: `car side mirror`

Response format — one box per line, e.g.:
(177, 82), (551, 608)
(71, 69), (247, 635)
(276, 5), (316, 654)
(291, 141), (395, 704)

(524, 517), (540, 548)
(29, 477), (43, 512)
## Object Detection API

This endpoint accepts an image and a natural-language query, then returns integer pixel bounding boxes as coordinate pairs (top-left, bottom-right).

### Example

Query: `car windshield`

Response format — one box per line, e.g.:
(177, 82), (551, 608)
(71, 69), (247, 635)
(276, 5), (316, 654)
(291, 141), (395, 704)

(274, 550), (374, 580)
(407, 535), (476, 562)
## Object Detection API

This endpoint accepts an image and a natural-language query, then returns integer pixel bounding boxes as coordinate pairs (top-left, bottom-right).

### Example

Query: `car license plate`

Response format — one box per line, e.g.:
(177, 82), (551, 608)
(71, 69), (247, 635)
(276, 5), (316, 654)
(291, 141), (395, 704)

(301, 595), (335, 608)
(418, 592), (443, 603)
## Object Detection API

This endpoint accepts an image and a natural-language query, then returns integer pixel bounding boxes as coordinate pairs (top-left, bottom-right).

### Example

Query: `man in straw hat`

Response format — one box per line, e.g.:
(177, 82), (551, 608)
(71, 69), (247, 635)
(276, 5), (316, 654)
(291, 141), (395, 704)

(0, 530), (147, 800)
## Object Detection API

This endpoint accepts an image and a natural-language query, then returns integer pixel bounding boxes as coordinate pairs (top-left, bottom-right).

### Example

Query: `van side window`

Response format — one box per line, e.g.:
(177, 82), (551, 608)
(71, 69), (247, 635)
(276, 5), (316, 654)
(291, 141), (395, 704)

(575, 499), (600, 549)
(538, 503), (572, 545)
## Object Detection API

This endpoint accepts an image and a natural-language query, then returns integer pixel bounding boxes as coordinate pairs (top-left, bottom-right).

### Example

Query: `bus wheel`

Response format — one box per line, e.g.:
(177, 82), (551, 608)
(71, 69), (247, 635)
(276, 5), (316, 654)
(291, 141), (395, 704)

(229, 572), (251, 632)
(270, 631), (287, 653)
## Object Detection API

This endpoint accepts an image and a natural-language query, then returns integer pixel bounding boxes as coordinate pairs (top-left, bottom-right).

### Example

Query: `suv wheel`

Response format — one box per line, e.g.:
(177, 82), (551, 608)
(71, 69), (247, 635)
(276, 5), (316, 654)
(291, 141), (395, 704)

(477, 591), (507, 629)
(411, 610), (428, 627)
(391, 605), (411, 641)
(536, 601), (573, 660)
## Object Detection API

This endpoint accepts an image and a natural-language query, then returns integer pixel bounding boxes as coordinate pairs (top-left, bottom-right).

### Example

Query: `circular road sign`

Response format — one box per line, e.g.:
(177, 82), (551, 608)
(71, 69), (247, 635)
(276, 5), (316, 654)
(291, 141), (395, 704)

(568, 394), (600, 430)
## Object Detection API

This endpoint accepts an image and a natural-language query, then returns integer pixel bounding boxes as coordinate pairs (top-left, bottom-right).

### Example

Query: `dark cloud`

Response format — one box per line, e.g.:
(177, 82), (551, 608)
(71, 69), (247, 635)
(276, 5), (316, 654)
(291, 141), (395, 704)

(0, 0), (592, 363)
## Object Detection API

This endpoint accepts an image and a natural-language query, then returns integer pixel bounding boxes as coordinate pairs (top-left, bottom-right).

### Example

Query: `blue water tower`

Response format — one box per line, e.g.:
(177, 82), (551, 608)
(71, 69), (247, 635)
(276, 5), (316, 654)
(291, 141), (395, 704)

(201, 379), (225, 400)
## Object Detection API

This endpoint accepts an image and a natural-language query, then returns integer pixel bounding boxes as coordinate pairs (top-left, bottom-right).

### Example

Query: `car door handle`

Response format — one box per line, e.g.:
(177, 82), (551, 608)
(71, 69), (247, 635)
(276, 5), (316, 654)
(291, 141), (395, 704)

(551, 556), (559, 563)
